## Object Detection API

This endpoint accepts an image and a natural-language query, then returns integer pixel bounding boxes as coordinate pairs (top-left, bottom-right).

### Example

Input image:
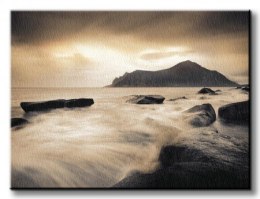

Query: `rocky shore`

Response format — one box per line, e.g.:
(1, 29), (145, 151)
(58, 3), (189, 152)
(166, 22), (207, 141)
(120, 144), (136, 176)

(11, 87), (250, 189)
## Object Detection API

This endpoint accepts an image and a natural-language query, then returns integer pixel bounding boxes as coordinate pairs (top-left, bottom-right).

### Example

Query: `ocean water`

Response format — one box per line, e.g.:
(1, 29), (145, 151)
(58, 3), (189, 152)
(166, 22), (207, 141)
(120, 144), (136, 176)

(11, 87), (249, 188)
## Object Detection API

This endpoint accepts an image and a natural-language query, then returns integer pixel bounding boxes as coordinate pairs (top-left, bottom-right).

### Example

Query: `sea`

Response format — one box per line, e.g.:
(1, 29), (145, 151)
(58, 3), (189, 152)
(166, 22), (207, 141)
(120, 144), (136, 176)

(11, 87), (249, 188)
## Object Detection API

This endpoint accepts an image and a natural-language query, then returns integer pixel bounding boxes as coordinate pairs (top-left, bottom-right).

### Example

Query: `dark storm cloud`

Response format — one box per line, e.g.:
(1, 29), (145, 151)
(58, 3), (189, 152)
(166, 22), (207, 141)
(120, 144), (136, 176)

(11, 11), (249, 87)
(11, 12), (95, 44)
(195, 12), (249, 34)
(11, 11), (249, 45)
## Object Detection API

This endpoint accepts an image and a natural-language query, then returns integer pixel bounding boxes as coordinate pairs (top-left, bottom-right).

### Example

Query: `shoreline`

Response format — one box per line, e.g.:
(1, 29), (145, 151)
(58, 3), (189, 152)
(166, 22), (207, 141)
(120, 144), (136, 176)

(11, 87), (249, 188)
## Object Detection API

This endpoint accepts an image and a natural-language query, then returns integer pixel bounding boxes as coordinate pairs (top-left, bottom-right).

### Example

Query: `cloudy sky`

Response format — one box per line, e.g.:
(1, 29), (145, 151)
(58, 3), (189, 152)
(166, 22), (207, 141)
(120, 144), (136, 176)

(11, 11), (249, 87)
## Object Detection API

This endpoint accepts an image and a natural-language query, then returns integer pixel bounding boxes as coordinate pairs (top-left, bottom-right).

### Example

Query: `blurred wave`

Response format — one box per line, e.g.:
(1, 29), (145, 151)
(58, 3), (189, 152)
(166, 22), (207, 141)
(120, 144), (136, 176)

(11, 87), (249, 188)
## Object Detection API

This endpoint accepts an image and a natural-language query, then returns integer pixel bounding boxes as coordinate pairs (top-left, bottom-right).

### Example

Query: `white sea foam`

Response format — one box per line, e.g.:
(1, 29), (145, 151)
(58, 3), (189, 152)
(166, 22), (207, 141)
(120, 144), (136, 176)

(11, 87), (249, 187)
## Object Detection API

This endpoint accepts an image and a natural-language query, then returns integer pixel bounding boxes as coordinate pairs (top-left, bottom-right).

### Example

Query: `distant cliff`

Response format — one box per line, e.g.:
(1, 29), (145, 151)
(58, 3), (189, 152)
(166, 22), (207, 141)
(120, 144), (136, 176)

(109, 60), (239, 87)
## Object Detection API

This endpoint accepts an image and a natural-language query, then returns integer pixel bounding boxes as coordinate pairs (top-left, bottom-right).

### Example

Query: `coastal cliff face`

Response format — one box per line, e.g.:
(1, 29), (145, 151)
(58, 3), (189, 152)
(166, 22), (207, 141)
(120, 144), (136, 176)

(110, 60), (239, 87)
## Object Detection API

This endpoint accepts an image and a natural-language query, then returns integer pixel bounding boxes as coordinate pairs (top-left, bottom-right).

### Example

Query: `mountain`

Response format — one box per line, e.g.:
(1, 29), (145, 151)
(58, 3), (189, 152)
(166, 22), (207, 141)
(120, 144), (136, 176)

(109, 60), (239, 87)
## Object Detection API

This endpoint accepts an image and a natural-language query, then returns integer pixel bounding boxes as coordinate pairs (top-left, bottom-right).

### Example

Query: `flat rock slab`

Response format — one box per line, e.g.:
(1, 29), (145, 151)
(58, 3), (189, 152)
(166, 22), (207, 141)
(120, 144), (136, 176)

(64, 99), (94, 108)
(127, 95), (165, 104)
(218, 101), (249, 123)
(198, 88), (216, 95)
(11, 118), (28, 127)
(185, 103), (216, 127)
(21, 98), (94, 112)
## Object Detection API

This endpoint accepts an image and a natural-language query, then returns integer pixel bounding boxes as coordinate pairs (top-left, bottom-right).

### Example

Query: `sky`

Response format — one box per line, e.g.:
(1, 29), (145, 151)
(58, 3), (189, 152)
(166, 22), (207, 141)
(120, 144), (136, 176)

(11, 11), (249, 87)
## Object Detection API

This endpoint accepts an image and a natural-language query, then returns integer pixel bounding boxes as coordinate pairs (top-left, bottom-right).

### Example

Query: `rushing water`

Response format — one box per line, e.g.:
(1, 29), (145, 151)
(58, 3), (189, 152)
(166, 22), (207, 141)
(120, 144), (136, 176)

(11, 87), (249, 188)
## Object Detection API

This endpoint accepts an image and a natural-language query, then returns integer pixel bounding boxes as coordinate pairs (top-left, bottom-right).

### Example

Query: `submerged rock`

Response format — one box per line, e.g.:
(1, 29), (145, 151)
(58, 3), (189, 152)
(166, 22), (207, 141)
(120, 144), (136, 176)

(218, 101), (249, 123)
(185, 104), (216, 127)
(20, 98), (94, 112)
(127, 95), (165, 104)
(199, 96), (207, 100)
(11, 118), (28, 127)
(169, 96), (187, 101)
(198, 88), (216, 95)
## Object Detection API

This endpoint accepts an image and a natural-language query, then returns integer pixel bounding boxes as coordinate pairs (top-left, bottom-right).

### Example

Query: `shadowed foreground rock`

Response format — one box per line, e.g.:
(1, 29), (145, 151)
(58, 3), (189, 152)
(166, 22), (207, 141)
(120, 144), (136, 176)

(114, 163), (249, 189)
(11, 118), (28, 127)
(185, 104), (216, 127)
(21, 98), (94, 112)
(218, 101), (249, 123)
(127, 95), (165, 104)
(114, 145), (249, 189)
(198, 88), (216, 95)
(158, 145), (212, 168)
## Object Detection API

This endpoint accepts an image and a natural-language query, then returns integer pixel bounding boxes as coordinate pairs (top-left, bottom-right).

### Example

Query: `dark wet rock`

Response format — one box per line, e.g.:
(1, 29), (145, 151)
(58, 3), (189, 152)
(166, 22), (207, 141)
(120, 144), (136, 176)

(185, 104), (216, 127)
(21, 99), (65, 112)
(241, 86), (249, 92)
(64, 98), (94, 108)
(236, 85), (249, 92)
(11, 118), (28, 127)
(114, 145), (249, 189)
(159, 145), (212, 168)
(127, 95), (165, 104)
(114, 162), (249, 189)
(21, 98), (94, 112)
(198, 88), (216, 95)
(218, 101), (249, 123)
(169, 96), (187, 101)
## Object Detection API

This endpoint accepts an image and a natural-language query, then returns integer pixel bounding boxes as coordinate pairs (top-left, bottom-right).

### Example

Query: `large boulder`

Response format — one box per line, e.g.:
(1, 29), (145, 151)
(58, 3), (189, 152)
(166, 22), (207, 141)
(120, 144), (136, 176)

(198, 88), (216, 95)
(114, 162), (249, 189)
(114, 145), (249, 189)
(218, 101), (249, 123)
(20, 98), (94, 112)
(11, 118), (28, 127)
(127, 95), (165, 104)
(185, 103), (216, 127)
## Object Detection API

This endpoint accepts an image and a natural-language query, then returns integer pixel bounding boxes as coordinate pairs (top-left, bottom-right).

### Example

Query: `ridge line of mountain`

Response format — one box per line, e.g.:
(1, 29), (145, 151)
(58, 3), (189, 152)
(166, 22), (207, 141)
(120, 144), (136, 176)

(108, 60), (239, 87)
